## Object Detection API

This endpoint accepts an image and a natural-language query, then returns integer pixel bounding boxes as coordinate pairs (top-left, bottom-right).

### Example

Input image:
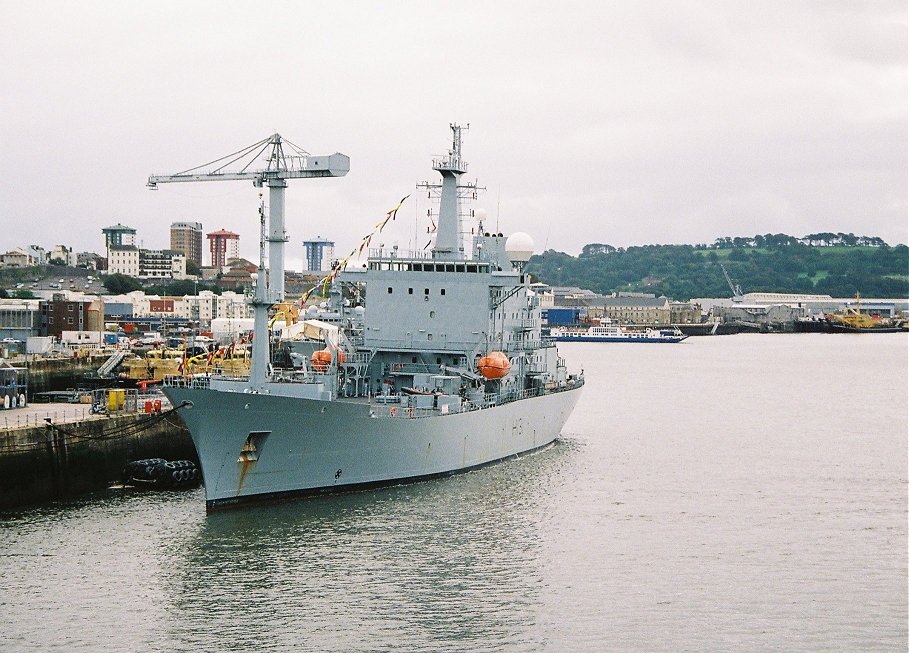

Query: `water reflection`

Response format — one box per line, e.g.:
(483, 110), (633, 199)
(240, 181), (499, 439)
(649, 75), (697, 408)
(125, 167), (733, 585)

(159, 442), (580, 652)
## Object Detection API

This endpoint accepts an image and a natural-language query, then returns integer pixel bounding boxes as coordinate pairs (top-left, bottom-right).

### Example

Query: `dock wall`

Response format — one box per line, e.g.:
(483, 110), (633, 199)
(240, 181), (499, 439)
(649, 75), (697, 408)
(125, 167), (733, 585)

(0, 410), (195, 510)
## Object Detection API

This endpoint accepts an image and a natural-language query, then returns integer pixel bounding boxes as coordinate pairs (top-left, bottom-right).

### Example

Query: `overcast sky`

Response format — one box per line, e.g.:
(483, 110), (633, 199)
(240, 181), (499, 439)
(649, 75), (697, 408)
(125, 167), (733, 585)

(2, 1), (906, 269)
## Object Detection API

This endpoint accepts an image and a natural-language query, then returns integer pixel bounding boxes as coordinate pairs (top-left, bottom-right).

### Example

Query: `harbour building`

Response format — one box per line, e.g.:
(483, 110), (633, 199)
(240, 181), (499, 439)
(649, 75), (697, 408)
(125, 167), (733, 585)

(170, 221), (204, 266)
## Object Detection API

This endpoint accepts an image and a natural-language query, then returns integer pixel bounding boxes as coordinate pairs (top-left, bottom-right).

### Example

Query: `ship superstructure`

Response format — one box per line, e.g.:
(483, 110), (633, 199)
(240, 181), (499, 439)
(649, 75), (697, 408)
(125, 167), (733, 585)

(162, 125), (584, 510)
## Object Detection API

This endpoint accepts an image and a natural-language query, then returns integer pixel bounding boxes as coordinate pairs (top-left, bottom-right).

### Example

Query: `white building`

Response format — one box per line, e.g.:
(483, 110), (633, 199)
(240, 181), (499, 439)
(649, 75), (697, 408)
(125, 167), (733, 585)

(181, 290), (251, 322)
(105, 290), (251, 323)
(106, 246), (187, 280)
(107, 245), (140, 277)
(138, 249), (187, 280)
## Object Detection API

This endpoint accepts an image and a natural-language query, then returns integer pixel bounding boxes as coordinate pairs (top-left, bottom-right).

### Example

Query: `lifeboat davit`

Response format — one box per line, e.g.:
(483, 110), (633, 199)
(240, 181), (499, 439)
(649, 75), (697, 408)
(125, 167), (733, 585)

(478, 351), (510, 379)
(311, 348), (346, 372)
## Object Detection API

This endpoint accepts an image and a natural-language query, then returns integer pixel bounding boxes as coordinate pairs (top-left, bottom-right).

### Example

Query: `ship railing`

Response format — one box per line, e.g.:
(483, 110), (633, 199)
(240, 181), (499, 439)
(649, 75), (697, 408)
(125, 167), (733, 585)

(163, 375), (213, 390)
(512, 319), (537, 331)
(372, 375), (584, 419)
(366, 247), (434, 261)
(506, 339), (548, 352)
(341, 352), (372, 366)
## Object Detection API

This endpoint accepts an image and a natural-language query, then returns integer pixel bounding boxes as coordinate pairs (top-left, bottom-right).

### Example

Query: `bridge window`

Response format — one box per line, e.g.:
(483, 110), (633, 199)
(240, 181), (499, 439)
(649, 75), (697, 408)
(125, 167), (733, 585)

(387, 287), (393, 294)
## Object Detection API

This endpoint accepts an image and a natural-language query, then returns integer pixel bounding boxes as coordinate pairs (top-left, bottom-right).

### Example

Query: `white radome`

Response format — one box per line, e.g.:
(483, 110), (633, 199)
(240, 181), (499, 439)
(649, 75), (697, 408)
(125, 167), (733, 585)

(505, 232), (535, 262)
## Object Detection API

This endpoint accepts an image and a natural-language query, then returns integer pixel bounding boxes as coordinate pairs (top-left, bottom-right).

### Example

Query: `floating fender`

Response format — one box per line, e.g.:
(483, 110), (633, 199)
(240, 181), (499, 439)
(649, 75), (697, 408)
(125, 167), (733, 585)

(121, 458), (199, 489)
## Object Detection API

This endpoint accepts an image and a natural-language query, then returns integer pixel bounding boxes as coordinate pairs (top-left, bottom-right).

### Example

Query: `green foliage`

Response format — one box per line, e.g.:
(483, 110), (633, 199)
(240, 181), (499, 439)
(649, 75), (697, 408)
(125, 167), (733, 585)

(185, 260), (202, 276)
(102, 273), (143, 294)
(525, 237), (909, 301)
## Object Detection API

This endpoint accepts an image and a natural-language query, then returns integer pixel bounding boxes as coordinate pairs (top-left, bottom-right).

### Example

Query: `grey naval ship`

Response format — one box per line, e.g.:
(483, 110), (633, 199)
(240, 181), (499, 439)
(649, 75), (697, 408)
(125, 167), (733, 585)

(162, 124), (584, 510)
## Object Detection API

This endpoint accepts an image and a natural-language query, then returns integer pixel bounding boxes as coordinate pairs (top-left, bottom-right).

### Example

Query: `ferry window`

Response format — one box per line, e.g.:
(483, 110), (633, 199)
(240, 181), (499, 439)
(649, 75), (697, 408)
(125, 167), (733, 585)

(412, 356), (417, 363)
(424, 288), (429, 295)
(429, 311), (435, 318)
(440, 289), (446, 296)
(427, 333), (433, 341)
(446, 264), (455, 272)
(408, 288), (413, 294)
(414, 264), (423, 272)
(467, 265), (476, 273)
(387, 287), (393, 294)
(456, 264), (465, 273)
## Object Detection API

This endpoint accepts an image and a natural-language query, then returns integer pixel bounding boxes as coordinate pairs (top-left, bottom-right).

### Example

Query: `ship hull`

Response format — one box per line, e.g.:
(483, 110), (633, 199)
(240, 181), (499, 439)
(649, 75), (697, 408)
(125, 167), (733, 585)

(551, 335), (686, 343)
(164, 385), (582, 510)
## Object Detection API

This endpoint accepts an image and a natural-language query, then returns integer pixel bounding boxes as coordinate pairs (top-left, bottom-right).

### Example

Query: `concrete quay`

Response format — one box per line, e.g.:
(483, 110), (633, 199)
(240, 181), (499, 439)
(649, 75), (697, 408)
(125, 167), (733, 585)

(0, 402), (195, 510)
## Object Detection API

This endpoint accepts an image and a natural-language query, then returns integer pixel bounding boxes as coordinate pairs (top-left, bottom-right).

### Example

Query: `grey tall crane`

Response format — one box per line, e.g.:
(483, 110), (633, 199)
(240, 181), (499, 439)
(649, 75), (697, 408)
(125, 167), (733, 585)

(148, 133), (349, 300)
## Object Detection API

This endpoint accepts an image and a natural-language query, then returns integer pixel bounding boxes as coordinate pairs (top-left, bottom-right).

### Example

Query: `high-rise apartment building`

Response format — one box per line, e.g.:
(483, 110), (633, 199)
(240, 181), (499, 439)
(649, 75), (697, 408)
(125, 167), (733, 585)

(101, 223), (137, 250)
(207, 229), (240, 270)
(303, 237), (335, 272)
(170, 221), (204, 266)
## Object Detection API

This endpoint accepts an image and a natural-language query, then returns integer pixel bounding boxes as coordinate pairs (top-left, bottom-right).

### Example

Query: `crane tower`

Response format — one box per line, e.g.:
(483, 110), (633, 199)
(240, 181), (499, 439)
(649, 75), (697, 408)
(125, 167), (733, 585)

(148, 133), (349, 300)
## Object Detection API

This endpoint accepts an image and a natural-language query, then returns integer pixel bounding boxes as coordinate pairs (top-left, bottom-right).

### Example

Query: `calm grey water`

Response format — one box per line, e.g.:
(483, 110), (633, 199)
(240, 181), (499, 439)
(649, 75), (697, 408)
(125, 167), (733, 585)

(1, 334), (906, 652)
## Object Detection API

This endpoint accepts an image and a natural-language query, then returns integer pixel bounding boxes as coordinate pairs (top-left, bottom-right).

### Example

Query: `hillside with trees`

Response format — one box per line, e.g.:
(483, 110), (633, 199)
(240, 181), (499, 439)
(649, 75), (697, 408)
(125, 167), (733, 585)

(526, 233), (909, 301)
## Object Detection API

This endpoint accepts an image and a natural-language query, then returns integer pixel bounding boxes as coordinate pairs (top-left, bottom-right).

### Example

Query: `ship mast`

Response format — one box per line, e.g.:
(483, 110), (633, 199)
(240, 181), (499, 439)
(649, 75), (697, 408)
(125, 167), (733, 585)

(248, 196), (271, 390)
(418, 123), (483, 259)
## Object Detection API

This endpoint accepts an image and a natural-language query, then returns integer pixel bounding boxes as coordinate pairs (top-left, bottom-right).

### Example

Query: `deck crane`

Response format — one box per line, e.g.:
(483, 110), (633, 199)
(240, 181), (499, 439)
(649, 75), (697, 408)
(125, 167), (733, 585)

(720, 263), (744, 302)
(147, 133), (349, 301)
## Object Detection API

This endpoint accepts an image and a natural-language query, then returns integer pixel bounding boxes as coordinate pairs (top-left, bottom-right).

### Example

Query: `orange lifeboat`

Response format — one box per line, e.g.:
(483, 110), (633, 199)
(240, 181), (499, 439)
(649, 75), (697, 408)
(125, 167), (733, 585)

(478, 351), (510, 379)
(311, 348), (345, 372)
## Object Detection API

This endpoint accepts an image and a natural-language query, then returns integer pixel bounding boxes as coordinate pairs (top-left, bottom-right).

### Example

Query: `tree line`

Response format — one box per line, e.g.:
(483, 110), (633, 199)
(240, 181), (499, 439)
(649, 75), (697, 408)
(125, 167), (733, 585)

(527, 234), (909, 301)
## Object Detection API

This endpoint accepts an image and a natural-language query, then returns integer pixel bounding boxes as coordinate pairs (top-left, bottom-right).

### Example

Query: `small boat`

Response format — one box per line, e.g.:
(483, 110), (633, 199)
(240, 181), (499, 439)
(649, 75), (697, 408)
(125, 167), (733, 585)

(550, 323), (688, 343)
